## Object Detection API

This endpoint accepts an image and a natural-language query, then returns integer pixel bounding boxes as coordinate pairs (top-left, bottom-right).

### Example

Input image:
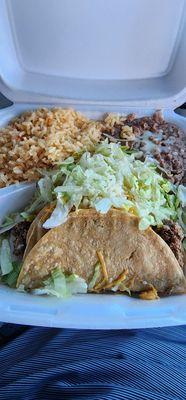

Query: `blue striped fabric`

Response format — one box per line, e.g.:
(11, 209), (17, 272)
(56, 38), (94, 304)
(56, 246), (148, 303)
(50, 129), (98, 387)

(0, 325), (185, 400)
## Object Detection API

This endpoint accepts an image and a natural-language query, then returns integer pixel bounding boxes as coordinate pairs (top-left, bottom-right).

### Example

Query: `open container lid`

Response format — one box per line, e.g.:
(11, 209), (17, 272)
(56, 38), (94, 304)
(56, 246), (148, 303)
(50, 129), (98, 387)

(0, 0), (186, 108)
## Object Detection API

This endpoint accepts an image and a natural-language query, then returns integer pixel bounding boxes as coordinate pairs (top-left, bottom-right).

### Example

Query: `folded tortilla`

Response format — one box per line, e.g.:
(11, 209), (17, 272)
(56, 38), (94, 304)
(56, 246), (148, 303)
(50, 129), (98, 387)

(24, 203), (55, 260)
(17, 209), (186, 296)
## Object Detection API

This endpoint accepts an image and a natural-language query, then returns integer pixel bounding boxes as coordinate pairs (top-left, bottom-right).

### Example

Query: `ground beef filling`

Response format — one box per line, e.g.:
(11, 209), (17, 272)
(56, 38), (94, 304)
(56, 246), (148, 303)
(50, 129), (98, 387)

(153, 221), (184, 269)
(102, 111), (185, 185)
(11, 221), (30, 258)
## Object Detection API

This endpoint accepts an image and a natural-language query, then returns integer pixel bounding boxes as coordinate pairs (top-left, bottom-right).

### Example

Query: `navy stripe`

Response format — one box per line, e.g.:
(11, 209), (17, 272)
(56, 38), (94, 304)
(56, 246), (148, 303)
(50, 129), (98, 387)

(0, 325), (185, 399)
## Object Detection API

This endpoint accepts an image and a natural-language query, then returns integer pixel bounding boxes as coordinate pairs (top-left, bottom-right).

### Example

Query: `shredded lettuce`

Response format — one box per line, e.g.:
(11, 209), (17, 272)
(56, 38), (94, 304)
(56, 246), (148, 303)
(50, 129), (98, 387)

(65, 274), (87, 294)
(176, 185), (186, 239)
(43, 140), (179, 230)
(32, 268), (87, 298)
(43, 197), (69, 229)
(23, 176), (53, 219)
(17, 284), (26, 293)
(0, 239), (13, 275)
(1, 261), (22, 287)
(0, 174), (54, 230)
(177, 185), (186, 207)
(88, 262), (101, 290)
(38, 175), (53, 203)
(20, 190), (46, 221)
(2, 141), (185, 236)
(0, 214), (24, 234)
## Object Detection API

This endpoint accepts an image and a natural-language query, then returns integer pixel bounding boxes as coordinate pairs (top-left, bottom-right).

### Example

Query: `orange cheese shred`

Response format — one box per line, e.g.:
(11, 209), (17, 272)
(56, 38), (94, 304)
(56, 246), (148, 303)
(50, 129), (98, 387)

(139, 286), (159, 300)
(104, 269), (128, 290)
(94, 251), (108, 291)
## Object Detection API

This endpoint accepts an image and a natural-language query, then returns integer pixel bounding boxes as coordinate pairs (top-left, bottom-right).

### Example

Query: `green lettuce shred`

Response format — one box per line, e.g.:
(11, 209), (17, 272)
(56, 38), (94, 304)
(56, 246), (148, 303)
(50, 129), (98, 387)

(0, 239), (13, 275)
(1, 261), (22, 288)
(32, 268), (87, 298)
(0, 175), (55, 230)
(43, 140), (180, 231)
(0, 214), (24, 234)
(177, 185), (186, 233)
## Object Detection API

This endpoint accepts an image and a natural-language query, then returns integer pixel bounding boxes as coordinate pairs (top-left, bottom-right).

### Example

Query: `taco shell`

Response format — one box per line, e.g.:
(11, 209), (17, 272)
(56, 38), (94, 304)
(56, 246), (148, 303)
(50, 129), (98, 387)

(17, 209), (186, 296)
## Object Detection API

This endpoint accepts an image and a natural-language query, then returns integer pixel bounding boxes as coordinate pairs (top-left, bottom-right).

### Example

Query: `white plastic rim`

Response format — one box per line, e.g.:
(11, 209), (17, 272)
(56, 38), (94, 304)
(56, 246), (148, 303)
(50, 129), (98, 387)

(0, 105), (185, 329)
(0, 285), (185, 329)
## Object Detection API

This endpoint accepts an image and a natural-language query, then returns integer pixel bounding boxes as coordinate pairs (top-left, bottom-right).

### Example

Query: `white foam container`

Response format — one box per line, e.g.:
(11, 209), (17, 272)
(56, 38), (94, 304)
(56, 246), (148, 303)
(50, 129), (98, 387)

(0, 0), (185, 328)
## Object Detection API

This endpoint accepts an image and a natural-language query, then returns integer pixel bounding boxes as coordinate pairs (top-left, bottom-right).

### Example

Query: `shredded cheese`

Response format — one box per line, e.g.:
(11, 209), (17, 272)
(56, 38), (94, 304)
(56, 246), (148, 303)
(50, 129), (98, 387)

(123, 274), (136, 289)
(139, 286), (159, 300)
(103, 269), (128, 290)
(94, 251), (108, 291)
(97, 251), (108, 280)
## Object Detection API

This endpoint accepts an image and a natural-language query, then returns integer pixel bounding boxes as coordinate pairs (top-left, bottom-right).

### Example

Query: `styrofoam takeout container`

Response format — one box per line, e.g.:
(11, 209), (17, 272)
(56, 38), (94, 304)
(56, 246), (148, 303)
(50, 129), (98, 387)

(0, 0), (185, 328)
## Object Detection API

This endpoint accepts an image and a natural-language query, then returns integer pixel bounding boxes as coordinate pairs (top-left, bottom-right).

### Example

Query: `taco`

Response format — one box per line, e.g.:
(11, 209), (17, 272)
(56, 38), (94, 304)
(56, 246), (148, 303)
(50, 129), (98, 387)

(17, 209), (186, 298)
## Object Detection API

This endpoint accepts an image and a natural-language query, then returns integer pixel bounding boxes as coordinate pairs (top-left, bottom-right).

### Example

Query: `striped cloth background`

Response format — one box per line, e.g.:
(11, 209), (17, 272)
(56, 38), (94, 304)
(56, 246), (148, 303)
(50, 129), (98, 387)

(0, 324), (185, 400)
